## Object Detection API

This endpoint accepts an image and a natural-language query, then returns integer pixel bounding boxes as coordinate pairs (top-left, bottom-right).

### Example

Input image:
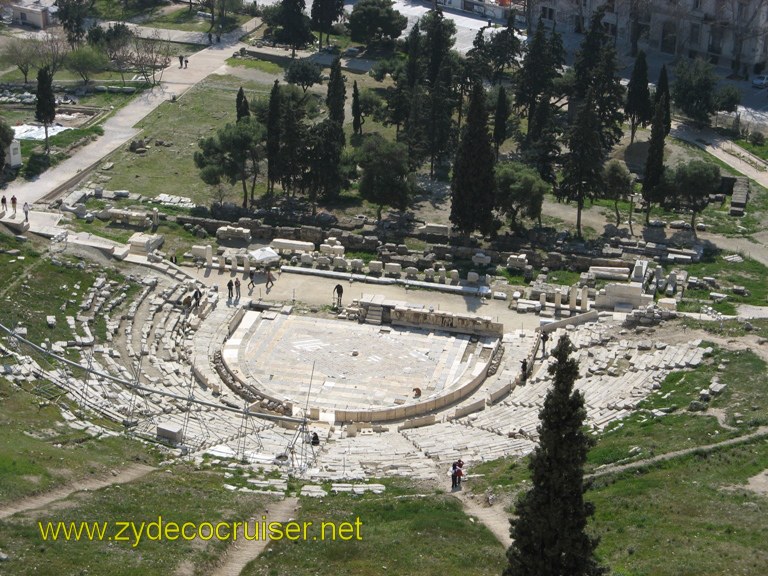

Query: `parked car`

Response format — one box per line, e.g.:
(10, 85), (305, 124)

(752, 75), (768, 88)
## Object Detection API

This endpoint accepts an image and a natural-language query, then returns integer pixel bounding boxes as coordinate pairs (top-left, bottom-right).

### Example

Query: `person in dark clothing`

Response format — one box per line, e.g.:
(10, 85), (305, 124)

(227, 279), (234, 299)
(541, 332), (549, 357)
(311, 432), (320, 446)
(334, 284), (343, 308)
(520, 358), (528, 380)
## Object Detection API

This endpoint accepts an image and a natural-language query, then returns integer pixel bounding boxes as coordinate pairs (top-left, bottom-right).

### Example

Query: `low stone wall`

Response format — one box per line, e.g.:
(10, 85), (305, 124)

(540, 310), (599, 333)
(390, 306), (503, 338)
(334, 339), (498, 424)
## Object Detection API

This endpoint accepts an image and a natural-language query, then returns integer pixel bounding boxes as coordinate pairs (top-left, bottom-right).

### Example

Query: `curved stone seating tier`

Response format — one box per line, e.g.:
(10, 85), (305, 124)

(220, 310), (499, 423)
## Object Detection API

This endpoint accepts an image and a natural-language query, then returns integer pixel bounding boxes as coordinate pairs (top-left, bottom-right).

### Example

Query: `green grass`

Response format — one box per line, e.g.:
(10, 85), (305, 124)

(97, 74), (274, 207)
(591, 439), (768, 576)
(0, 376), (159, 506)
(143, 7), (250, 33)
(680, 317), (768, 339)
(736, 137), (768, 161)
(240, 481), (506, 576)
(682, 255), (768, 306)
(226, 56), (287, 75)
(0, 463), (273, 576)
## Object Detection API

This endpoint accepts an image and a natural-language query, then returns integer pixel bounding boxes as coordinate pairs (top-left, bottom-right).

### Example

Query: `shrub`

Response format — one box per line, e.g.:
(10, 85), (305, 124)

(23, 152), (51, 179)
(748, 131), (765, 146)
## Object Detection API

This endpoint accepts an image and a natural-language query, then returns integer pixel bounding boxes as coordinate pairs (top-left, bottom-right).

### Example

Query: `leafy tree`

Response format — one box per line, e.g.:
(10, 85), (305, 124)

(486, 23), (522, 83)
(358, 134), (411, 219)
(326, 57), (345, 126)
(266, 80), (283, 194)
(495, 161), (547, 228)
(303, 119), (344, 204)
(0, 38), (38, 84)
(493, 85), (510, 158)
(310, 0), (344, 49)
(504, 335), (606, 576)
(352, 80), (362, 135)
(381, 79), (410, 135)
(421, 9), (456, 86)
(194, 117), (266, 208)
(65, 45), (108, 85)
(404, 21), (423, 90)
(236, 87), (251, 122)
(425, 59), (455, 178)
(573, 7), (610, 102)
(0, 118), (15, 176)
(588, 43), (625, 153)
(603, 159), (633, 226)
(515, 19), (563, 122)
(279, 93), (309, 195)
(348, 0), (407, 45)
(521, 101), (561, 187)
(671, 160), (720, 233)
(401, 84), (429, 170)
(561, 91), (604, 239)
(130, 31), (173, 86)
(642, 96), (668, 224)
(654, 64), (671, 136)
(625, 50), (652, 144)
(276, 0), (313, 57)
(673, 58), (740, 126)
(285, 59), (322, 93)
(103, 23), (134, 61)
(450, 82), (495, 236)
(355, 88), (383, 135)
(58, 0), (92, 47)
(35, 66), (56, 154)
(715, 86), (741, 114)
(466, 27), (492, 84)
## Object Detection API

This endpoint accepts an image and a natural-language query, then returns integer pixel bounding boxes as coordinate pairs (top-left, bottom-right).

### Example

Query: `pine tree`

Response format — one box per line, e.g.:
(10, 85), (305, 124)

(625, 50), (651, 144)
(493, 85), (509, 158)
(505, 335), (605, 576)
(278, 0), (313, 58)
(35, 65), (56, 154)
(266, 80), (282, 195)
(352, 80), (362, 135)
(642, 95), (667, 224)
(573, 7), (609, 102)
(236, 87), (250, 122)
(655, 64), (671, 136)
(426, 60), (455, 178)
(521, 101), (561, 188)
(450, 82), (495, 236)
(561, 90), (604, 239)
(326, 57), (346, 126)
(591, 44), (625, 153)
(310, 0), (344, 48)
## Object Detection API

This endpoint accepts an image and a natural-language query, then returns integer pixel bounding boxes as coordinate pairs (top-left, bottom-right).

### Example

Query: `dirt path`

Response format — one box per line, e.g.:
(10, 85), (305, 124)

(589, 425), (768, 480)
(451, 489), (512, 548)
(210, 497), (299, 576)
(0, 463), (155, 520)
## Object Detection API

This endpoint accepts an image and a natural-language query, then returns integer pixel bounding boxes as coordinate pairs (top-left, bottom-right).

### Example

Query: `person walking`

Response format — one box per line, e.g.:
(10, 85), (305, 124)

(179, 55), (184, 68)
(540, 332), (549, 358)
(333, 284), (343, 308)
(184, 57), (189, 69)
(227, 279), (234, 299)
(193, 287), (202, 308)
(1, 195), (6, 212)
(235, 278), (241, 299)
(520, 358), (528, 381)
(247, 269), (255, 289)
(11, 195), (17, 215)
(265, 268), (275, 290)
(23, 202), (30, 222)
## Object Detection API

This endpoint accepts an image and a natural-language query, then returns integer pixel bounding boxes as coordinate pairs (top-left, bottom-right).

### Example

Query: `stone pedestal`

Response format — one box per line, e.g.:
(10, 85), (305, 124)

(581, 286), (589, 312)
(243, 257), (250, 276)
(569, 286), (577, 310)
(231, 255), (238, 273)
(205, 245), (213, 267)
(555, 291), (562, 310)
(218, 254), (226, 271)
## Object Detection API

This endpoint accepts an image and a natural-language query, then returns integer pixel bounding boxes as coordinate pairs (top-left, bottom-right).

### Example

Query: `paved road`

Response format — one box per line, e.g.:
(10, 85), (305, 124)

(3, 18), (262, 207)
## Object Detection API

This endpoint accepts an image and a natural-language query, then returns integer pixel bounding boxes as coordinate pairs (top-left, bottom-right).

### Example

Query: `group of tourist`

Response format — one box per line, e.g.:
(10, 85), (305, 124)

(1, 195), (30, 222)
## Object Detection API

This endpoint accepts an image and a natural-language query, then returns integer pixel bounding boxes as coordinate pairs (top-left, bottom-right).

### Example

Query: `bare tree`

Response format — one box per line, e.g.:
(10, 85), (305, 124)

(721, 0), (768, 75)
(131, 31), (173, 85)
(0, 38), (39, 83)
(35, 30), (70, 77)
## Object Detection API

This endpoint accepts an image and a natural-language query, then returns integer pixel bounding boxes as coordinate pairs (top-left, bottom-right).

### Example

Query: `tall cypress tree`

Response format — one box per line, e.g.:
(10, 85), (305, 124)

(493, 85), (509, 158)
(655, 64), (671, 136)
(426, 59), (455, 178)
(642, 95), (668, 224)
(561, 90), (604, 239)
(625, 50), (651, 144)
(326, 57), (346, 126)
(352, 80), (362, 135)
(450, 82), (495, 236)
(591, 44), (625, 153)
(35, 65), (56, 155)
(266, 80), (282, 195)
(505, 335), (605, 576)
(236, 86), (250, 122)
